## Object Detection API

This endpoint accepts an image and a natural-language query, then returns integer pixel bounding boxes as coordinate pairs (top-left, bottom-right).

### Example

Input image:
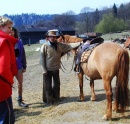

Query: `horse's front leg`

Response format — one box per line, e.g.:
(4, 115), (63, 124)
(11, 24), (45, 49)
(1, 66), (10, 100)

(90, 79), (96, 101)
(78, 72), (84, 101)
(102, 79), (112, 120)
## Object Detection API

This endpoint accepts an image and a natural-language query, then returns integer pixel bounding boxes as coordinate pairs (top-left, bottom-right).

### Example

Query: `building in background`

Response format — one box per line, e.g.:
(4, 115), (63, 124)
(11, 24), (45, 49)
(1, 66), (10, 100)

(16, 26), (75, 45)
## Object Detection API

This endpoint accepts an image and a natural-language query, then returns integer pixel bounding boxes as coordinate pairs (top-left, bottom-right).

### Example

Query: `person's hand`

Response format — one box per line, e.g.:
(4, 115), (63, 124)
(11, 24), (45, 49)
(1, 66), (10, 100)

(22, 69), (26, 73)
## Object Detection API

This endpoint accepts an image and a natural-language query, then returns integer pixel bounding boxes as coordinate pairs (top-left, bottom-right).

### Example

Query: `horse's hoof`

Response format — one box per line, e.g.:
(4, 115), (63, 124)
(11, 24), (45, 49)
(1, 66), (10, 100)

(90, 97), (96, 101)
(102, 115), (111, 120)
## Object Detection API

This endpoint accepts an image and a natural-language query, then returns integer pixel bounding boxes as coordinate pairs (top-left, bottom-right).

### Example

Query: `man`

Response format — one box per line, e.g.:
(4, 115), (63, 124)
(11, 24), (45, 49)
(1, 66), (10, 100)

(40, 30), (73, 105)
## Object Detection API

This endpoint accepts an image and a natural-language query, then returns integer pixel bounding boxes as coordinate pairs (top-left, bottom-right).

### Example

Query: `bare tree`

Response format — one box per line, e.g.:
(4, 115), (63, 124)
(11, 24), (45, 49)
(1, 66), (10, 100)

(53, 11), (76, 28)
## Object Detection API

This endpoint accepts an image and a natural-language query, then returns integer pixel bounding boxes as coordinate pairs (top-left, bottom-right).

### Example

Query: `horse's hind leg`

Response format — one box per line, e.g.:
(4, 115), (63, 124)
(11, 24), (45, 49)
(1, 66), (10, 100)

(90, 79), (96, 101)
(102, 79), (112, 120)
(78, 72), (84, 101)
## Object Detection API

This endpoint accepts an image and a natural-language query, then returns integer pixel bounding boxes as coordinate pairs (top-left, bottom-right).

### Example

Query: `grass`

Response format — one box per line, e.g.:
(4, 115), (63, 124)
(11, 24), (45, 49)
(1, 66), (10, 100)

(24, 44), (41, 51)
(24, 44), (42, 57)
(102, 31), (130, 41)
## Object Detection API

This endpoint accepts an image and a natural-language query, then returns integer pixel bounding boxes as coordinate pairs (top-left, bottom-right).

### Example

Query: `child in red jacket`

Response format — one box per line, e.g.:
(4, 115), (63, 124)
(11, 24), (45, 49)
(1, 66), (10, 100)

(0, 16), (18, 124)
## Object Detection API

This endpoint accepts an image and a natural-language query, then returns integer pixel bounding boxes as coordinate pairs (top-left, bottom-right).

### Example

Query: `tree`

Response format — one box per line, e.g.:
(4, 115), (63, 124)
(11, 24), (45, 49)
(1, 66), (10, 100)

(118, 4), (125, 19)
(80, 7), (93, 14)
(113, 3), (117, 17)
(53, 11), (76, 28)
(75, 21), (86, 34)
(79, 7), (94, 32)
(93, 8), (100, 26)
(95, 13), (127, 33)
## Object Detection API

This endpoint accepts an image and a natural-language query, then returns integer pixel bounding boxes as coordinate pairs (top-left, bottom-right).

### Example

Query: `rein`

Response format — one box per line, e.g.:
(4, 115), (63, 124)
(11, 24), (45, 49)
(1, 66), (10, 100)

(60, 56), (75, 73)
(84, 74), (91, 81)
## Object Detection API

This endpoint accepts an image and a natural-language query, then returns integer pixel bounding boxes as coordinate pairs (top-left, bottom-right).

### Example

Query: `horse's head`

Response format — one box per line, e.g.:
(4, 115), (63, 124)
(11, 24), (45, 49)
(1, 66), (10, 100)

(57, 35), (65, 43)
(57, 35), (83, 43)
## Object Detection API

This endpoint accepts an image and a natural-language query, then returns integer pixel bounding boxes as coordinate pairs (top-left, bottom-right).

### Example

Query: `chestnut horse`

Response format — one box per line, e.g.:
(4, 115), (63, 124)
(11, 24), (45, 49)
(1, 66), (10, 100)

(81, 42), (129, 119)
(60, 35), (129, 120)
(79, 42), (129, 119)
(57, 35), (83, 43)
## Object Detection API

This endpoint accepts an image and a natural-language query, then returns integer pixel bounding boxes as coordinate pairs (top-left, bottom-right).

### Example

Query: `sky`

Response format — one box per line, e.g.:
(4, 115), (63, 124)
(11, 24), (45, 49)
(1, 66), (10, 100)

(0, 0), (130, 15)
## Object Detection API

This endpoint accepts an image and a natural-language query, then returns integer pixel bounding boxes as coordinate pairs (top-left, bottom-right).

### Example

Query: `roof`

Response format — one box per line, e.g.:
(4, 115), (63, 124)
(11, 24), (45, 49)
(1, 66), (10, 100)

(84, 32), (102, 38)
(16, 26), (75, 33)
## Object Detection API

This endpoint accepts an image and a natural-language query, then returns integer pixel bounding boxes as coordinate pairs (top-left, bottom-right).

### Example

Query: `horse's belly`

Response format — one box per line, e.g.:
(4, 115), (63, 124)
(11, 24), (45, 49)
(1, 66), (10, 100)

(82, 63), (101, 79)
(88, 68), (101, 79)
(87, 44), (118, 79)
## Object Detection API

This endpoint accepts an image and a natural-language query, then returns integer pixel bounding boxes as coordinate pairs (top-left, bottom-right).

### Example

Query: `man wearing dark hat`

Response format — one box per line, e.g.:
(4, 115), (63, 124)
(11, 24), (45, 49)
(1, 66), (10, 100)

(40, 30), (73, 105)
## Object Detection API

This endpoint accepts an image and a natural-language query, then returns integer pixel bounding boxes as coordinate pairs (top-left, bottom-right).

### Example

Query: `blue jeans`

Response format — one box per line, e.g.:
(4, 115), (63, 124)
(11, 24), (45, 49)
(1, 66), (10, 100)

(0, 97), (15, 124)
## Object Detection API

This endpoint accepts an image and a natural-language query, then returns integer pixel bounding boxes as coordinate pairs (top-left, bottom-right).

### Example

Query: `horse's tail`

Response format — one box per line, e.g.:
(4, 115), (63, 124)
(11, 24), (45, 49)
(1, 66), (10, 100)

(115, 49), (129, 112)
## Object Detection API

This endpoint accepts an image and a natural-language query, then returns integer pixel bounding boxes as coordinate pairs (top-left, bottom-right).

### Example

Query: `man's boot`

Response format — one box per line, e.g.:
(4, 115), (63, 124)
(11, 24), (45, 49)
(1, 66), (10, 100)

(74, 64), (80, 73)
(46, 95), (54, 105)
(53, 89), (61, 103)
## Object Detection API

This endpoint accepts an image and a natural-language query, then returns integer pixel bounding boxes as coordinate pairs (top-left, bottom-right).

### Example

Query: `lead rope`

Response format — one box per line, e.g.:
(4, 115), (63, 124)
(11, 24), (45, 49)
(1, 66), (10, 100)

(60, 56), (75, 73)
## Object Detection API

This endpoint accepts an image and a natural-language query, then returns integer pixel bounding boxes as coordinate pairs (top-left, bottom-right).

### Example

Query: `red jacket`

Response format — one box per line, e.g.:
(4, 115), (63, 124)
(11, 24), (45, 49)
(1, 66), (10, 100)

(0, 31), (18, 102)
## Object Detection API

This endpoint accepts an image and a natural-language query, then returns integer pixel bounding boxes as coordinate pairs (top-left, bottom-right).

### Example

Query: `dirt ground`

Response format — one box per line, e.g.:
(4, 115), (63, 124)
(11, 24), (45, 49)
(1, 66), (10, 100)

(12, 46), (130, 124)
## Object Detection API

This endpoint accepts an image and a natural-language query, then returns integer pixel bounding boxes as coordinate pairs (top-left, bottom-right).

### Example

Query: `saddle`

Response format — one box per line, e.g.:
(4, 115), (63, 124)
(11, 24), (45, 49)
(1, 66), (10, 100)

(80, 43), (100, 62)
(74, 37), (104, 73)
(79, 37), (104, 63)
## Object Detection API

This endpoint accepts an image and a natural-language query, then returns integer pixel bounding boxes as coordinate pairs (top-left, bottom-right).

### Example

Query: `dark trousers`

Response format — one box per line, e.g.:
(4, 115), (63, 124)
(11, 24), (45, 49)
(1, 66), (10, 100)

(76, 48), (84, 65)
(0, 97), (15, 124)
(43, 70), (60, 104)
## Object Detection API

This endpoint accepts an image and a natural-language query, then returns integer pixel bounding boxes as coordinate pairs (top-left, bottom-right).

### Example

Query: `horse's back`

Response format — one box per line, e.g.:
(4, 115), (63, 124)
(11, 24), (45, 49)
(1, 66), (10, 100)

(95, 42), (123, 53)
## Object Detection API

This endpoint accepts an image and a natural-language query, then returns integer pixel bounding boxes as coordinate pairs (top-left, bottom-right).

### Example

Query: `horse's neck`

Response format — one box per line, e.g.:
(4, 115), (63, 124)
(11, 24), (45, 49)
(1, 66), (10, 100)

(64, 35), (69, 43)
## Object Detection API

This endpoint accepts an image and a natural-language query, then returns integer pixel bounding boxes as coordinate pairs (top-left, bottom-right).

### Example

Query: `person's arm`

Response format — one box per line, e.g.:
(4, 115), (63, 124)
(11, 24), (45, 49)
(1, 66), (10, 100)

(22, 47), (27, 67)
(22, 47), (27, 72)
(40, 44), (47, 74)
(19, 41), (27, 72)
(60, 43), (72, 55)
(60, 42), (81, 56)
